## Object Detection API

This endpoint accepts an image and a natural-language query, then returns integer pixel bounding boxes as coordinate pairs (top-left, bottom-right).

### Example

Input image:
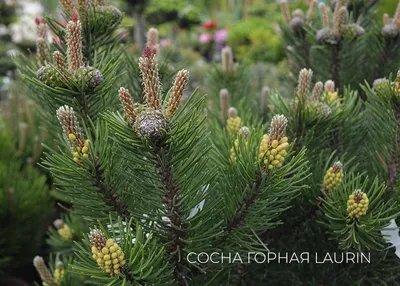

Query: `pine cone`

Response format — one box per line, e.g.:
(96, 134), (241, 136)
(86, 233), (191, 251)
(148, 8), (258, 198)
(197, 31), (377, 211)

(289, 16), (304, 31)
(316, 27), (336, 43)
(96, 5), (122, 27)
(73, 66), (103, 90)
(382, 23), (398, 38)
(37, 65), (66, 88)
(341, 24), (364, 39)
(309, 102), (332, 117)
(135, 108), (168, 144)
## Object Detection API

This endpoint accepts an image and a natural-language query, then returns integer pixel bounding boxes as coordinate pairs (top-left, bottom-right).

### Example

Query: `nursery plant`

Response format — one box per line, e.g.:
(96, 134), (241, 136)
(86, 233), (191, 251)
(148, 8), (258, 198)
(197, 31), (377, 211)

(9, 0), (400, 285)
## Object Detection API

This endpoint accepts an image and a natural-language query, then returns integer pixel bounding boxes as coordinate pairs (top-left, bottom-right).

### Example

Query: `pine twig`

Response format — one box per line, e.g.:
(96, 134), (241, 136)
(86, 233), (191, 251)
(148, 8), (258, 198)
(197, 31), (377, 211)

(156, 146), (187, 285)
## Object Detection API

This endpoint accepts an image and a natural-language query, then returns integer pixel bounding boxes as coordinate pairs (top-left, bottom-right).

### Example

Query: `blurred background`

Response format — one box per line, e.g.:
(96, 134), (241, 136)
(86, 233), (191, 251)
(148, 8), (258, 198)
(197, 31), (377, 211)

(0, 0), (398, 285)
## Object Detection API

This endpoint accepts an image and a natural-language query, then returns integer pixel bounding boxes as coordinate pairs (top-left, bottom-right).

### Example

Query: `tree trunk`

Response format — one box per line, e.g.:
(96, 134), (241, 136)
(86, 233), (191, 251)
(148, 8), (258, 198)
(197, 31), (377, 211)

(133, 11), (146, 51)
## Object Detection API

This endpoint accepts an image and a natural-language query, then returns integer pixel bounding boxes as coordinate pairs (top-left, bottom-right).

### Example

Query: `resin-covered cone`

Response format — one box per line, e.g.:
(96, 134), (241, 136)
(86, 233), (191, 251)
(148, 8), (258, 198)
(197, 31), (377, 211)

(73, 66), (103, 90)
(135, 108), (168, 144)
(37, 65), (66, 88)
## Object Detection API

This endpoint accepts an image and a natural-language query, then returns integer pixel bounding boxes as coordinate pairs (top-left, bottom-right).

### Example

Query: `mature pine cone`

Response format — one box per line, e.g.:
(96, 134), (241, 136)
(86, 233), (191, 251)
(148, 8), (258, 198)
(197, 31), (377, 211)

(382, 24), (398, 39)
(36, 65), (66, 88)
(316, 27), (336, 43)
(135, 108), (168, 144)
(73, 66), (103, 90)
(341, 24), (365, 39)
(313, 102), (332, 117)
(289, 16), (304, 31)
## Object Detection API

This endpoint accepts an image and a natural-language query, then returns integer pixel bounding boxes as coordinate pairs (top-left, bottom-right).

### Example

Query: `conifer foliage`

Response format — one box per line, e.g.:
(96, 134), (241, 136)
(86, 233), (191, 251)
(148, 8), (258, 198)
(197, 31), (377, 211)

(9, 0), (400, 285)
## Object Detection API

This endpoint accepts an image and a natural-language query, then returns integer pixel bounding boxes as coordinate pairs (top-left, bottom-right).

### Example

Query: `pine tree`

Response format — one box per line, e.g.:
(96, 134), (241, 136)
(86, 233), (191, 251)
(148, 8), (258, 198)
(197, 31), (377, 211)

(280, 0), (400, 94)
(11, 0), (400, 285)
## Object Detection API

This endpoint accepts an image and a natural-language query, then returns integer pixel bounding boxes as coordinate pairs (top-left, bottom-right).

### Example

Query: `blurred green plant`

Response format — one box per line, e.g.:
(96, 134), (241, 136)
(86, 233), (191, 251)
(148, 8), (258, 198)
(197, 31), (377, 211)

(0, 120), (54, 272)
(228, 18), (284, 63)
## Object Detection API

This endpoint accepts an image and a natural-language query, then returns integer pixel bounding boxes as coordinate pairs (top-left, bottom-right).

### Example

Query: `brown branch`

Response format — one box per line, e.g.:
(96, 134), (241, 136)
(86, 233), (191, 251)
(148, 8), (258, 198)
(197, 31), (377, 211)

(227, 171), (263, 231)
(94, 163), (129, 217)
(156, 146), (187, 285)
(387, 103), (400, 192)
(331, 44), (341, 93)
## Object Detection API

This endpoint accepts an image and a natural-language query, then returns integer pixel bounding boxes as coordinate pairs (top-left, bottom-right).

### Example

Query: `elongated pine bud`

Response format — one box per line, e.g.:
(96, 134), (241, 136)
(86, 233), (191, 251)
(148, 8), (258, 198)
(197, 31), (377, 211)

(221, 46), (234, 73)
(292, 9), (304, 19)
(146, 27), (160, 56)
(139, 47), (161, 109)
(319, 3), (330, 28)
(383, 13), (390, 25)
(261, 86), (269, 112)
(118, 87), (137, 124)
(35, 18), (47, 39)
(59, 0), (74, 13)
(324, 80), (335, 93)
(297, 68), (313, 98)
(219, 89), (230, 122)
(280, 0), (291, 24)
(33, 256), (58, 285)
(334, 6), (346, 36)
(306, 0), (317, 22)
(53, 51), (67, 71)
(333, 0), (344, 20)
(311, 81), (323, 101)
(66, 14), (84, 71)
(394, 1), (400, 27)
(36, 38), (49, 65)
(56, 105), (84, 146)
(269, 114), (288, 142)
(56, 105), (90, 162)
(227, 107), (237, 118)
(167, 69), (190, 118)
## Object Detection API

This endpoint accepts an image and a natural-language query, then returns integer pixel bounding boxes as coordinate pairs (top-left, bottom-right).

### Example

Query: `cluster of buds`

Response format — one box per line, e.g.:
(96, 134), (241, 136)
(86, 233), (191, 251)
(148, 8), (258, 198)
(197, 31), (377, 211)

(373, 77), (390, 92)
(37, 14), (103, 91)
(35, 18), (49, 65)
(230, 126), (250, 162)
(382, 2), (400, 39)
(33, 256), (59, 286)
(54, 219), (73, 240)
(297, 69), (335, 117)
(259, 115), (289, 170)
(226, 107), (242, 136)
(347, 189), (369, 219)
(53, 262), (64, 283)
(219, 88), (230, 122)
(280, 0), (317, 31)
(56, 105), (91, 163)
(323, 161), (344, 193)
(316, 1), (364, 44)
(118, 46), (189, 145)
(90, 229), (126, 275)
(261, 86), (270, 114)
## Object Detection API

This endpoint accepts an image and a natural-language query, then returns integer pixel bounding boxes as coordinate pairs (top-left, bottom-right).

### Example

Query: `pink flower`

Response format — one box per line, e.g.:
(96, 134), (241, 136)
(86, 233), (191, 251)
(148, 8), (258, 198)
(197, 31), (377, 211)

(160, 39), (171, 47)
(214, 28), (228, 44)
(199, 33), (212, 44)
